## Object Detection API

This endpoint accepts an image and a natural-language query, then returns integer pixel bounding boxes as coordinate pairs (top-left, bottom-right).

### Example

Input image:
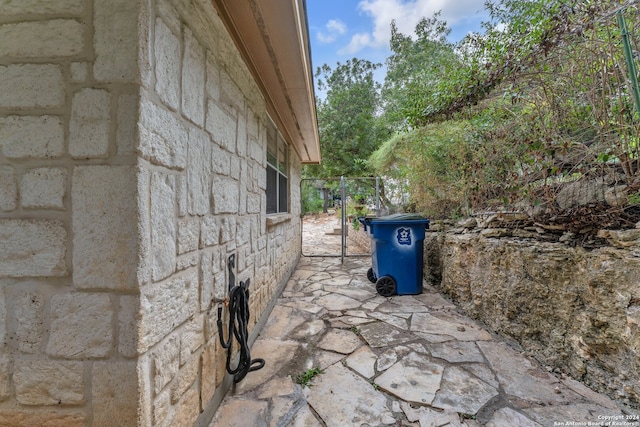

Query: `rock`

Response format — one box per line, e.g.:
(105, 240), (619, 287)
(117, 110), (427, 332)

(478, 212), (529, 228)
(559, 232), (575, 243)
(605, 185), (628, 207)
(429, 222), (444, 232)
(511, 229), (539, 239)
(598, 229), (640, 248)
(555, 179), (607, 210)
(457, 217), (478, 228)
(480, 228), (509, 238)
(603, 172), (628, 185)
(502, 212), (529, 221)
(477, 214), (498, 228)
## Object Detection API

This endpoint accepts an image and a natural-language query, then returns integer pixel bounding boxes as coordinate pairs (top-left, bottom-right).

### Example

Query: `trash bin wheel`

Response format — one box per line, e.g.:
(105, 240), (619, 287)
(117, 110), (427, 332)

(366, 267), (376, 283)
(376, 276), (396, 297)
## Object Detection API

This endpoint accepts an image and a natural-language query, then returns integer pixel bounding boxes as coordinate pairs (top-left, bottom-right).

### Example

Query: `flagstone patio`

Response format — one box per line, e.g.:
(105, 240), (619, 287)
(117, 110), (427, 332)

(209, 255), (636, 426)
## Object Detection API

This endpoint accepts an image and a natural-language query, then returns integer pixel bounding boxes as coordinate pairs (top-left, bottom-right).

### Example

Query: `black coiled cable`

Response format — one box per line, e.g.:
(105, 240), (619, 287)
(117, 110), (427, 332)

(217, 279), (265, 383)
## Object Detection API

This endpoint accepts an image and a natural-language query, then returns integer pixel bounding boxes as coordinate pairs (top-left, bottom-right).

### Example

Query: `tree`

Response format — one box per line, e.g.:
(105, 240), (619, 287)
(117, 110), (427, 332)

(308, 58), (390, 178)
(382, 14), (461, 129)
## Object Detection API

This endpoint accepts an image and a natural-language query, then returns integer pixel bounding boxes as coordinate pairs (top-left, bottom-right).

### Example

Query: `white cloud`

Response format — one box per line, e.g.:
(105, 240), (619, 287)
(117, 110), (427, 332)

(341, 0), (486, 54)
(338, 32), (372, 55)
(316, 19), (348, 44)
(327, 19), (347, 34)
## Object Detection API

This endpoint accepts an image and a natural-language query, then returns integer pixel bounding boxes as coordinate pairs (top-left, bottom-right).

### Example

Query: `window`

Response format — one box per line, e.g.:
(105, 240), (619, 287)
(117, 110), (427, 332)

(266, 118), (288, 214)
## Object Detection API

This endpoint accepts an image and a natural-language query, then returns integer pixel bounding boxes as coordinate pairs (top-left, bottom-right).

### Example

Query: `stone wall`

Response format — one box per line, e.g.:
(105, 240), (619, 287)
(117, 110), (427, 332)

(425, 231), (640, 408)
(138, 1), (302, 424)
(0, 1), (302, 425)
(0, 1), (140, 425)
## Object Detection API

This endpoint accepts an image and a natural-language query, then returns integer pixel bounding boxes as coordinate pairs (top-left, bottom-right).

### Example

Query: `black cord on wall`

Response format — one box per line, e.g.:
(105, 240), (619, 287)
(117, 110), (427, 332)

(217, 256), (265, 383)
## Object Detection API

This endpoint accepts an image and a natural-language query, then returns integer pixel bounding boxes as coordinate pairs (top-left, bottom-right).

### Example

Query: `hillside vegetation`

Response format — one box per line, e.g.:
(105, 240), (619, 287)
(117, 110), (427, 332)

(310, 0), (640, 235)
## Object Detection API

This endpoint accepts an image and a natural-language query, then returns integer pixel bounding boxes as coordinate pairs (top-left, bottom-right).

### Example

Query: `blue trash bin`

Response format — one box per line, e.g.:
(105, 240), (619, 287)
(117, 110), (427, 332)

(359, 214), (430, 297)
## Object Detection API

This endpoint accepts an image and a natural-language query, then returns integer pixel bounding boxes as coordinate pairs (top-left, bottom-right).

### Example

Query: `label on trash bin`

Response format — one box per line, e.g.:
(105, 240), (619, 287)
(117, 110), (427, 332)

(396, 227), (412, 246)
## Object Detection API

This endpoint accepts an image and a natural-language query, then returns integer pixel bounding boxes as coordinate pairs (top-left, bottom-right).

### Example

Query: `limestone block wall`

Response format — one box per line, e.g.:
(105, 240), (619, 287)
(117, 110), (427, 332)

(137, 2), (302, 425)
(0, 0), (303, 425)
(425, 232), (640, 408)
(0, 1), (140, 425)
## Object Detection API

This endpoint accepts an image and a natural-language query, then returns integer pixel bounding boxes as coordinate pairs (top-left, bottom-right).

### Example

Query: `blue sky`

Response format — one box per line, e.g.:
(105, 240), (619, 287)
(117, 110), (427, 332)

(306, 0), (490, 79)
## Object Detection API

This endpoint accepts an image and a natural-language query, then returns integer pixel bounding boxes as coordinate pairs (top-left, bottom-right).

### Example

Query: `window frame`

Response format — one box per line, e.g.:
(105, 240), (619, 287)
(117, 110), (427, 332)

(266, 117), (289, 214)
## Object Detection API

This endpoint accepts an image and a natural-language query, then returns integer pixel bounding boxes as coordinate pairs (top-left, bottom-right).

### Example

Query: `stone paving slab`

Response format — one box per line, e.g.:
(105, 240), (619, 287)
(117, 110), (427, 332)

(432, 365), (499, 415)
(209, 256), (637, 427)
(304, 363), (396, 426)
(375, 351), (445, 405)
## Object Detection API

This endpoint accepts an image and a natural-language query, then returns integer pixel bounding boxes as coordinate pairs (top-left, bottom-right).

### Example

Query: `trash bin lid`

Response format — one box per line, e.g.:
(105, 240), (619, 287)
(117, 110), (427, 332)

(372, 213), (427, 221)
(359, 213), (429, 226)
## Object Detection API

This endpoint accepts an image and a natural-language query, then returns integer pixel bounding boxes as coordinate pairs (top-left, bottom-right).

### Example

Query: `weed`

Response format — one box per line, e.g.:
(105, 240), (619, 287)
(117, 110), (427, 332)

(292, 367), (324, 388)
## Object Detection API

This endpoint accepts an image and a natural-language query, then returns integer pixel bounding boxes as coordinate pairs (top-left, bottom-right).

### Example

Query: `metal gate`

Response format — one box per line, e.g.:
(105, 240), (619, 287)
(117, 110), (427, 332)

(300, 176), (381, 262)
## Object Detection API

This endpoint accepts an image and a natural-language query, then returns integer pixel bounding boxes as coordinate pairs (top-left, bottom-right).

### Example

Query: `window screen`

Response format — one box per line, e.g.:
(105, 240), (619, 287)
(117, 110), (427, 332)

(266, 118), (288, 214)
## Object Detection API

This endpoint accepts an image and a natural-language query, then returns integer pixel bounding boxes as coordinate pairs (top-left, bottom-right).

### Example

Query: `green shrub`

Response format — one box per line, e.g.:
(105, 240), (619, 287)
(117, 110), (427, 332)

(301, 185), (324, 215)
(370, 122), (474, 218)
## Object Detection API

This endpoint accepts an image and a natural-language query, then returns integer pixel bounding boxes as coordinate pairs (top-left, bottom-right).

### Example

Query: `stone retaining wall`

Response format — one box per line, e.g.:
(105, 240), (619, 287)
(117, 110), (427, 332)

(425, 231), (640, 408)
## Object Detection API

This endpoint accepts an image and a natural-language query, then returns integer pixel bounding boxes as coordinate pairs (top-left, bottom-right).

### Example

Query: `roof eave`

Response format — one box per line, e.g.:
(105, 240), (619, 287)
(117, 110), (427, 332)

(212, 0), (321, 164)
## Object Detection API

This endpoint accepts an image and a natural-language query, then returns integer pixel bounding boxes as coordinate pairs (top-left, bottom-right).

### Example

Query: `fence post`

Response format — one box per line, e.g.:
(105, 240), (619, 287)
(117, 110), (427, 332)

(340, 176), (346, 263)
(618, 10), (640, 120)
